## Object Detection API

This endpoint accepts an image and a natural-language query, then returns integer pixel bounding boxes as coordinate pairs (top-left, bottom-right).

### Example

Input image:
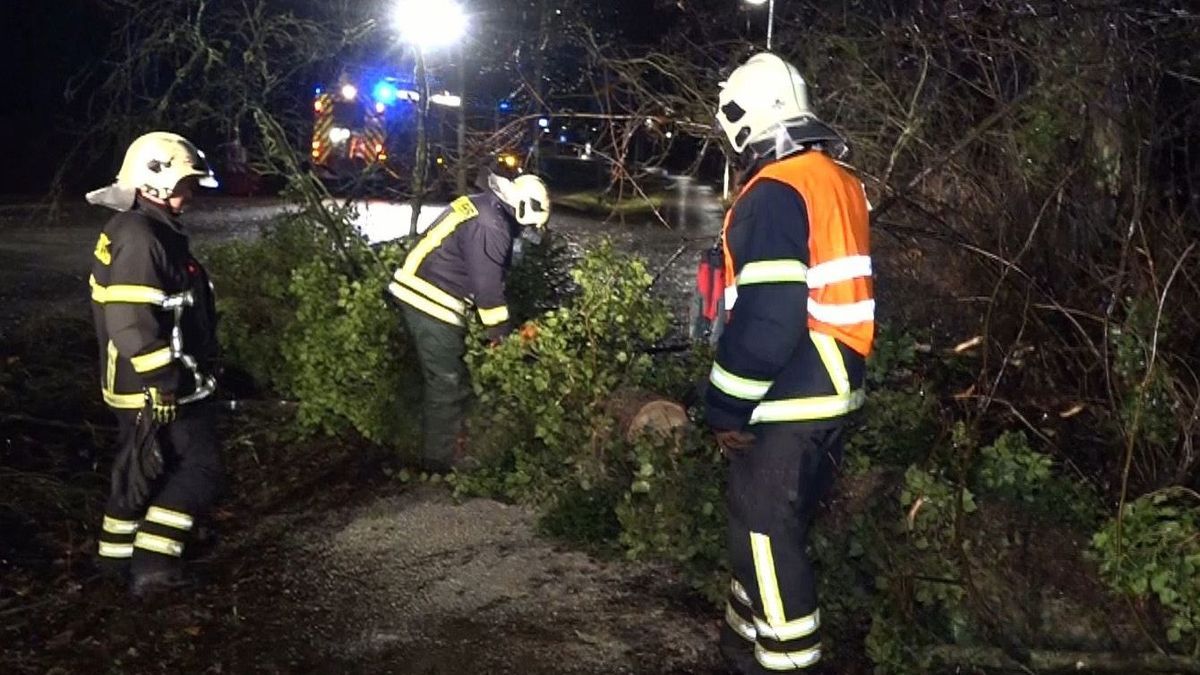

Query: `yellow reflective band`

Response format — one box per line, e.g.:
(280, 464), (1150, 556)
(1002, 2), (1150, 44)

(750, 532), (787, 626)
(807, 298), (875, 325)
(807, 255), (872, 288)
(731, 578), (753, 608)
(392, 270), (468, 314)
(737, 259), (808, 286)
(103, 516), (139, 535)
(133, 532), (184, 557)
(401, 197), (478, 275)
(388, 282), (466, 327)
(754, 609), (820, 642)
(145, 506), (194, 531)
(131, 347), (174, 374)
(90, 275), (167, 305)
(755, 643), (822, 671)
(102, 388), (145, 410)
(94, 233), (112, 265)
(98, 541), (134, 559)
(710, 363), (772, 401)
(810, 332), (850, 395)
(478, 305), (510, 327)
(726, 603), (757, 642)
(749, 390), (866, 424)
(106, 341), (118, 395)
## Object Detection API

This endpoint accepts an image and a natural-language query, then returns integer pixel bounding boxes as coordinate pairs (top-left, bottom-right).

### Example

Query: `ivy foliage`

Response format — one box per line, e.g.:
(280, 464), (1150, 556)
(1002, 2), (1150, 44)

(1093, 489), (1200, 648)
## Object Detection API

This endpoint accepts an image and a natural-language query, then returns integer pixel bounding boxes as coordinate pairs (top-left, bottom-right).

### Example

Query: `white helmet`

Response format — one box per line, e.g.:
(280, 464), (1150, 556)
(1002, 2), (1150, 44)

(488, 173), (551, 229)
(717, 53), (815, 154)
(87, 131), (218, 211)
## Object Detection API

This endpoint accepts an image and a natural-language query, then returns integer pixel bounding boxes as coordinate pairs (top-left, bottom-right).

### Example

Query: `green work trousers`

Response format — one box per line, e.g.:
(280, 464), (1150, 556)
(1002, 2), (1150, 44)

(402, 305), (471, 470)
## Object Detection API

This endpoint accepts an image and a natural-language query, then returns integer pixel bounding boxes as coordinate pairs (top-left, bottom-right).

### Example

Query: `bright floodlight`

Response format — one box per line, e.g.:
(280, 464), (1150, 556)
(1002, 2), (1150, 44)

(394, 0), (466, 49)
(745, 0), (769, 4)
(430, 92), (462, 108)
(341, 84), (358, 100)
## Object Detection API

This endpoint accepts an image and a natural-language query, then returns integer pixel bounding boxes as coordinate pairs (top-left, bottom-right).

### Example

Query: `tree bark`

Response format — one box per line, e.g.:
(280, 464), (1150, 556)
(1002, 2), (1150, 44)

(606, 388), (688, 443)
(410, 48), (430, 237)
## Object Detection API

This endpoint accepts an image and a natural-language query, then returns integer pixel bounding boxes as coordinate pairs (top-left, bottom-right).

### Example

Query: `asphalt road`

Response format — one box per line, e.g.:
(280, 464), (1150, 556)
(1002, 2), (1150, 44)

(0, 178), (723, 343)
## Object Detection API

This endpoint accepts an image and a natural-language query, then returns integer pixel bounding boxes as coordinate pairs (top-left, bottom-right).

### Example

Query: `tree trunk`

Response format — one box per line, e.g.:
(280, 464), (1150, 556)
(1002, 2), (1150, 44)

(456, 43), (468, 196)
(410, 49), (430, 237)
(606, 388), (688, 443)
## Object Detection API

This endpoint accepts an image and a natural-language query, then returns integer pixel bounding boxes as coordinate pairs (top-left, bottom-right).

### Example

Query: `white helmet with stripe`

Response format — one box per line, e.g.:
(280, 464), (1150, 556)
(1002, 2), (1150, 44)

(87, 131), (218, 211)
(488, 172), (551, 229)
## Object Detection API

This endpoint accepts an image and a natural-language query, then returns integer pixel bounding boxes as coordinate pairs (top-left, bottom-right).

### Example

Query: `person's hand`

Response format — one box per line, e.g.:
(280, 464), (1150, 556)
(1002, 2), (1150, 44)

(146, 387), (177, 424)
(713, 428), (755, 456)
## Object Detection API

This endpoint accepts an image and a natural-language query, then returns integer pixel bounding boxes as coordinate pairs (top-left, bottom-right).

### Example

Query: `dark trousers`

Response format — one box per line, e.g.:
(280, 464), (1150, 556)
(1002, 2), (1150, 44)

(722, 423), (845, 673)
(97, 403), (223, 574)
(403, 305), (471, 470)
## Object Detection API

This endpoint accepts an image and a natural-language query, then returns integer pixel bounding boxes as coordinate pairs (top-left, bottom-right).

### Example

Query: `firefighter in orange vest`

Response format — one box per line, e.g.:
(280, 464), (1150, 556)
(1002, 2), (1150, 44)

(705, 53), (874, 673)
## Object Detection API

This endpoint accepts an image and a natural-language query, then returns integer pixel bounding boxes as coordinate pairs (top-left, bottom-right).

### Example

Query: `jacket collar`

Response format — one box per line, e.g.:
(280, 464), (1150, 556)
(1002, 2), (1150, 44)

(133, 196), (186, 235)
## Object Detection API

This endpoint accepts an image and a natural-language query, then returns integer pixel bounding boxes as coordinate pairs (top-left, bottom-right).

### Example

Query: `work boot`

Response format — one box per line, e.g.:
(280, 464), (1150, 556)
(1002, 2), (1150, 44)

(718, 622), (757, 675)
(129, 566), (191, 599)
(95, 558), (131, 587)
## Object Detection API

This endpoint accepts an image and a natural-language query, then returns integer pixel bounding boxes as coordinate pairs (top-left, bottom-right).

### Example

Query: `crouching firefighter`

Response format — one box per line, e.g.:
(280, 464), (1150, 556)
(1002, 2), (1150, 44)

(86, 131), (223, 596)
(388, 172), (551, 472)
(705, 54), (875, 673)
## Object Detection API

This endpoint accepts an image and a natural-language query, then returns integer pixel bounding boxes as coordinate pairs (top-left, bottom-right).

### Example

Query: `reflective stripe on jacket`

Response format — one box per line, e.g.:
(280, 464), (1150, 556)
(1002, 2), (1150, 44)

(387, 193), (517, 339)
(705, 151), (873, 429)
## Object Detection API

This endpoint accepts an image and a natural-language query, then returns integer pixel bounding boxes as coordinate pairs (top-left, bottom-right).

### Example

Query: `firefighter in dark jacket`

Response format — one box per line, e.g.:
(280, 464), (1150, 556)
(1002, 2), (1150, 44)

(388, 172), (551, 472)
(706, 54), (875, 673)
(86, 131), (223, 596)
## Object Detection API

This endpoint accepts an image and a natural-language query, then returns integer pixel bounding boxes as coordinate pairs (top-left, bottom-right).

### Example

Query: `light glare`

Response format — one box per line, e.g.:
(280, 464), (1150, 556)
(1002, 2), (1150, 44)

(393, 0), (466, 49)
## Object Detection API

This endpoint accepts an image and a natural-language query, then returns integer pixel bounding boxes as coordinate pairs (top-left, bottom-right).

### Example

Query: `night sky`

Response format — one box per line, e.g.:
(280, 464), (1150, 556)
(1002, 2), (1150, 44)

(0, 0), (680, 197)
(1, 1), (112, 195)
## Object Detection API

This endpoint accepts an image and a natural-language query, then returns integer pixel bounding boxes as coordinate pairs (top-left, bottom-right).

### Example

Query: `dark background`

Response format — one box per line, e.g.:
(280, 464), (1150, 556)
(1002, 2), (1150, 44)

(0, 0), (682, 197)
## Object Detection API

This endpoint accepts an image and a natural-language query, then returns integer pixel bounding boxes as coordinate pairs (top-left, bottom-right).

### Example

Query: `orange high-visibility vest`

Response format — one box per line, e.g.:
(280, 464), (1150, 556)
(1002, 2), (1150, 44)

(722, 151), (874, 356)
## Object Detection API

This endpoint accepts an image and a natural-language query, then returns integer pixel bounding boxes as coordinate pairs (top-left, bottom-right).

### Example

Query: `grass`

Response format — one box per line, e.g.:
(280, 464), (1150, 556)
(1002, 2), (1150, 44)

(554, 190), (668, 218)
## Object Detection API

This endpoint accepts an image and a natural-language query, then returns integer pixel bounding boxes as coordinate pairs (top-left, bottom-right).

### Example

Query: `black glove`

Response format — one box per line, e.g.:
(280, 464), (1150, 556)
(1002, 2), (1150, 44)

(146, 387), (177, 424)
(111, 408), (165, 510)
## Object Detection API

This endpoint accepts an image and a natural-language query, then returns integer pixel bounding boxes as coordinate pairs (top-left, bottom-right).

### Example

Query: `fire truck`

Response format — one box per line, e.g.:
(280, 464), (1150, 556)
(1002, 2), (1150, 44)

(310, 74), (462, 179)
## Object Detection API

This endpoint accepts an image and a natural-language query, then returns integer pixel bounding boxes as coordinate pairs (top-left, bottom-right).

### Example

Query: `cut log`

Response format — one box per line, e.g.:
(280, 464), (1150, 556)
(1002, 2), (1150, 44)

(606, 388), (689, 443)
(928, 645), (1200, 673)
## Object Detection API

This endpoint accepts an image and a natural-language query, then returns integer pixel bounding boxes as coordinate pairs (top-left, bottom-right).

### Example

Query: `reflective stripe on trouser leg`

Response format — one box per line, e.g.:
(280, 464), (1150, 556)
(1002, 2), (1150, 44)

(133, 531), (184, 557)
(749, 533), (822, 670)
(726, 577), (757, 642)
(135, 504), (196, 559)
(98, 513), (139, 559)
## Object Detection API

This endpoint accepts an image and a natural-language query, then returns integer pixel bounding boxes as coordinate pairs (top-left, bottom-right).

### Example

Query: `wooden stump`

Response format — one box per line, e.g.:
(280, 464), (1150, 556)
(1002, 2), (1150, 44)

(606, 388), (689, 443)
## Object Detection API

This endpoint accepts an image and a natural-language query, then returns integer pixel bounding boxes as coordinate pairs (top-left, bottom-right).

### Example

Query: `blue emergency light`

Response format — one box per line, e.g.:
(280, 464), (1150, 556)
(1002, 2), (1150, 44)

(373, 80), (399, 106)
(499, 100), (512, 111)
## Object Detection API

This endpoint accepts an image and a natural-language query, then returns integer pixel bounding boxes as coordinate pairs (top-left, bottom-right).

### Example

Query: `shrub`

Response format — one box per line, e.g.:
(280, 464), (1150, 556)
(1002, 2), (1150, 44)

(457, 239), (672, 505)
(205, 210), (421, 448)
(282, 242), (418, 444)
(1093, 489), (1200, 646)
(616, 429), (727, 600)
(975, 430), (1101, 528)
